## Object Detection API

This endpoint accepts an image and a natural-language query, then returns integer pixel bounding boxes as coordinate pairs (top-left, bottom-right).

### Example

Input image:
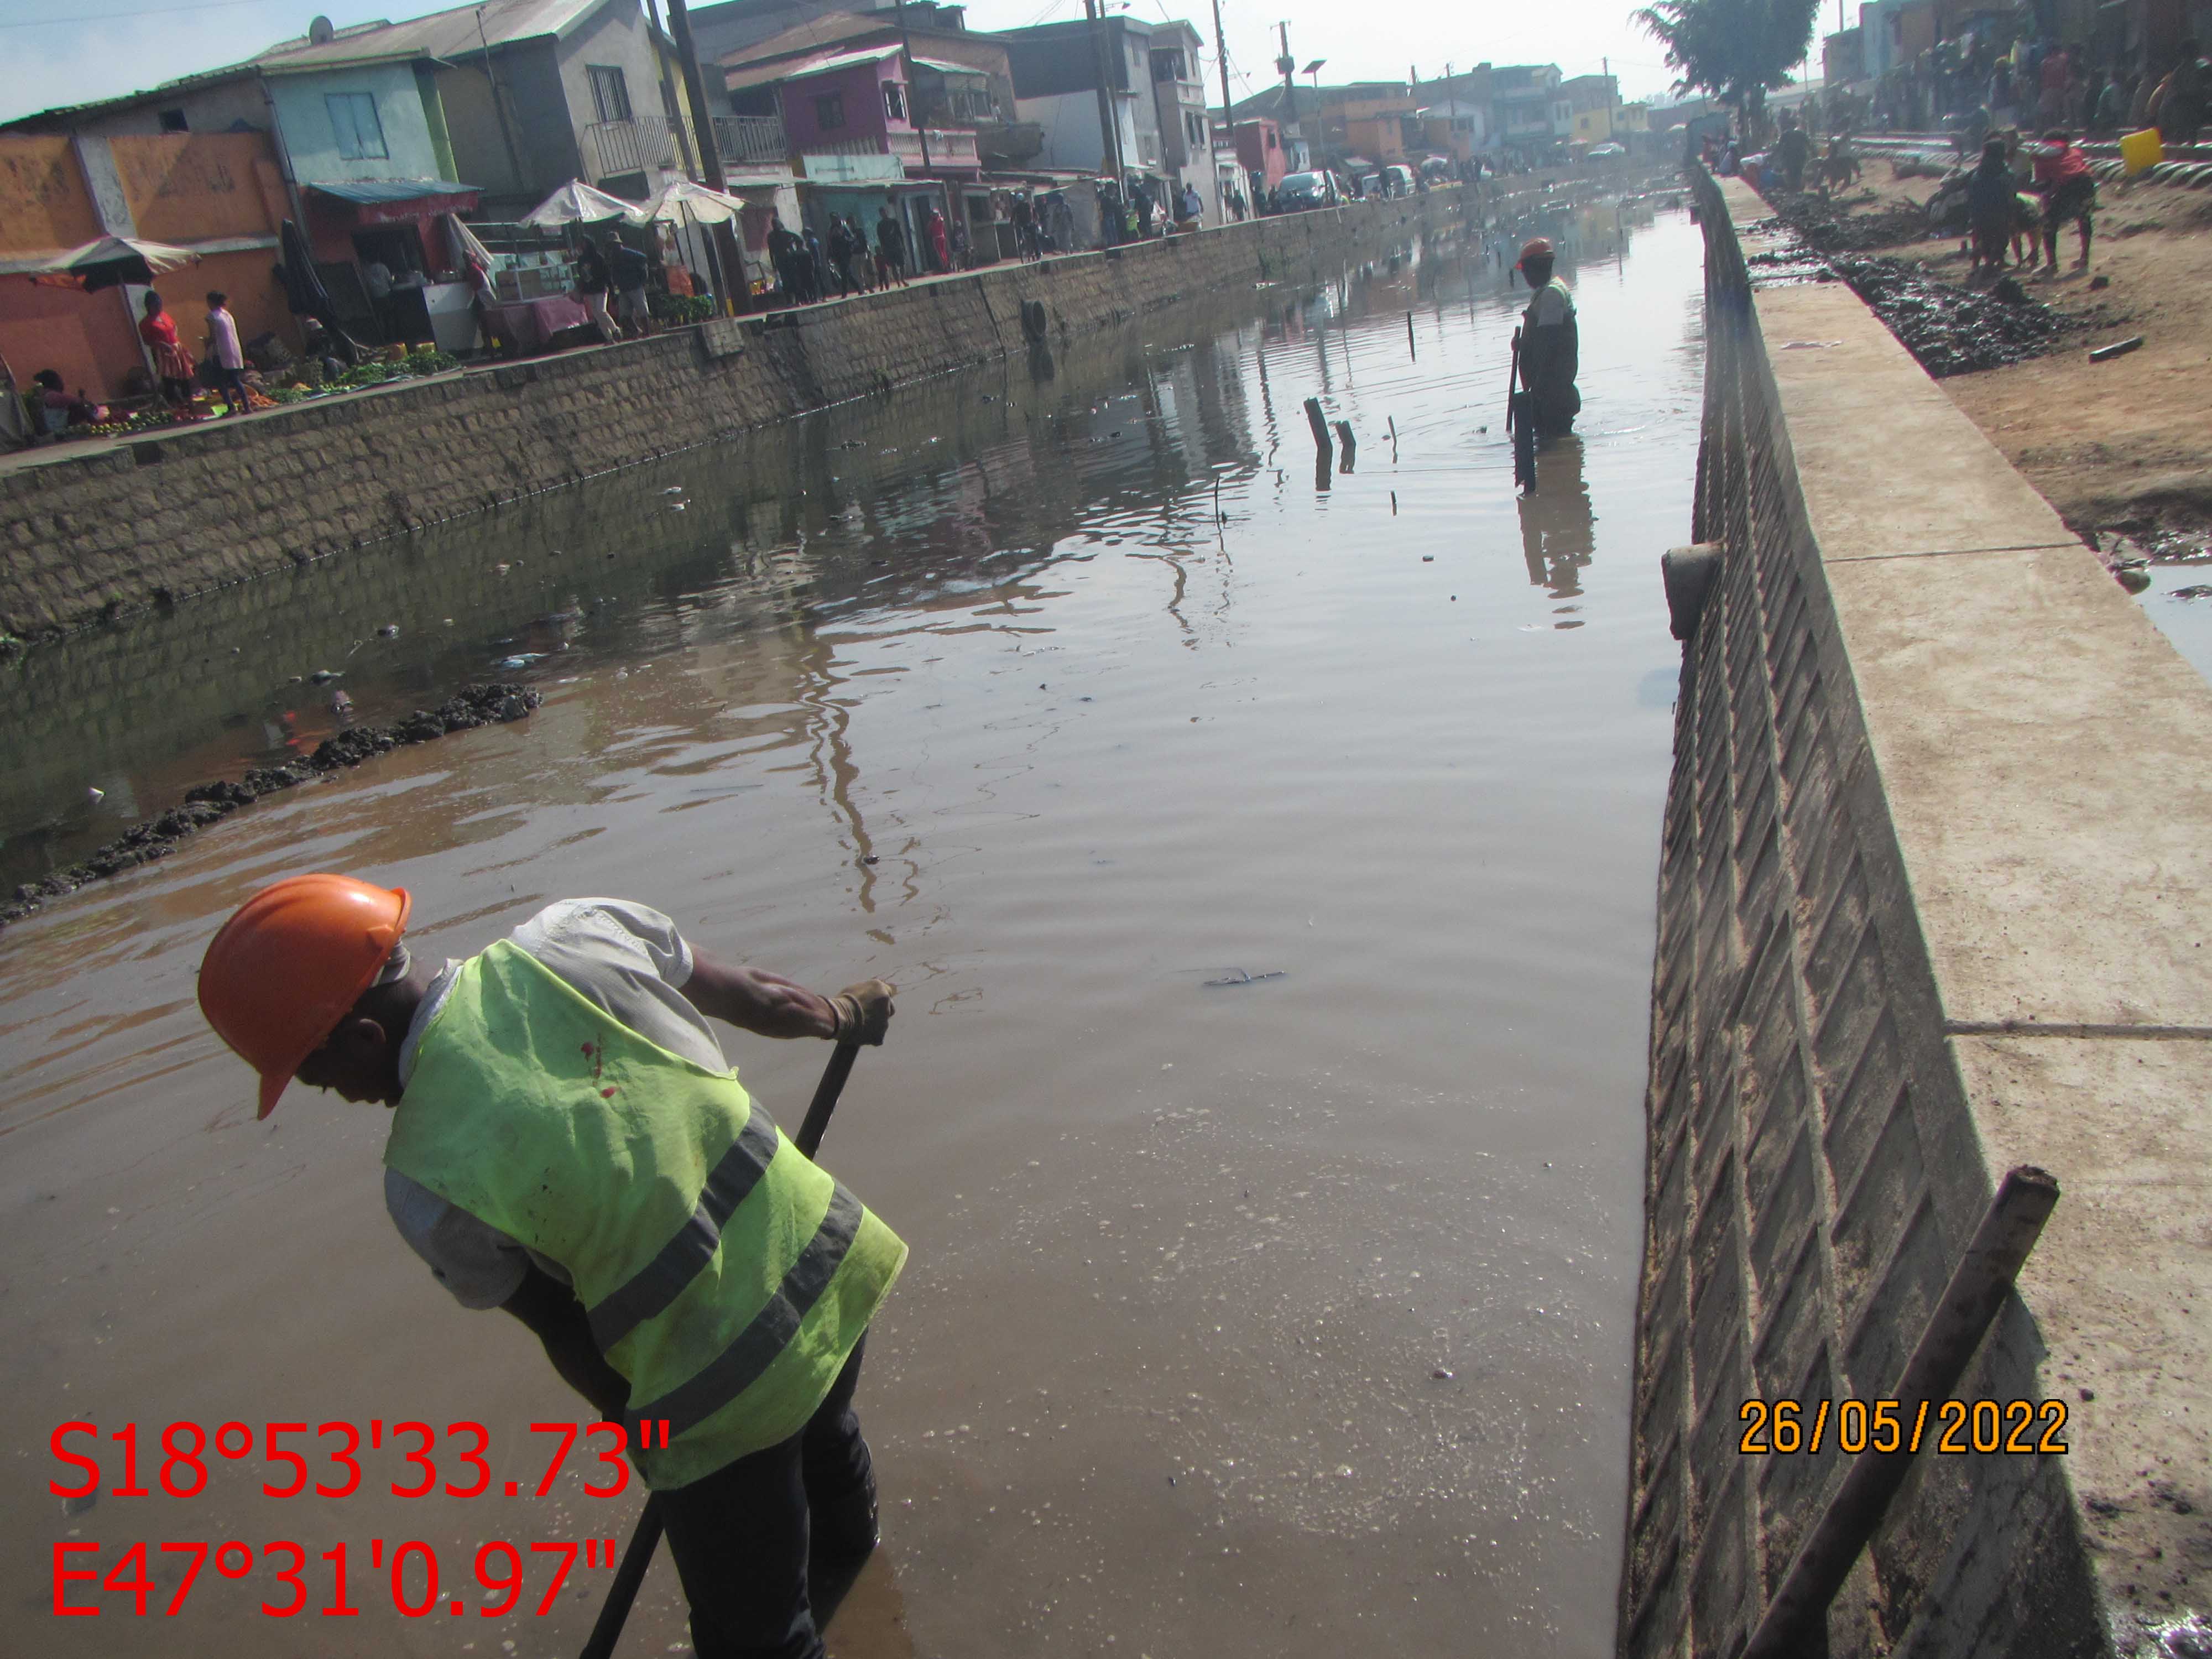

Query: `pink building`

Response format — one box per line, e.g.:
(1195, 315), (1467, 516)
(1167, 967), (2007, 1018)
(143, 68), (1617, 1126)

(1233, 117), (1286, 192)
(728, 44), (983, 174)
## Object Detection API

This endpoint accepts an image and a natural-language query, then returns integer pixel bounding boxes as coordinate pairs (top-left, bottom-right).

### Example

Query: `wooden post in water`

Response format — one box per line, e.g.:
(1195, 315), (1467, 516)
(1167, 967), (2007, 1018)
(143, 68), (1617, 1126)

(1303, 397), (1332, 459)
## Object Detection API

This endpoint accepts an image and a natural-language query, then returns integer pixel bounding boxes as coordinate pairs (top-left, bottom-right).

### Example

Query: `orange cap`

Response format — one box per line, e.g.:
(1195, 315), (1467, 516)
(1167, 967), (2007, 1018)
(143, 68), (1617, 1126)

(198, 874), (411, 1119)
(1518, 237), (1554, 266)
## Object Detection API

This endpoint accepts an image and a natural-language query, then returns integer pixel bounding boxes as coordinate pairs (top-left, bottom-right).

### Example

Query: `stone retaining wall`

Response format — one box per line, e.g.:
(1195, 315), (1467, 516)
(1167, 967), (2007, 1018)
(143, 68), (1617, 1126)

(1620, 171), (2212, 1658)
(0, 189), (1470, 639)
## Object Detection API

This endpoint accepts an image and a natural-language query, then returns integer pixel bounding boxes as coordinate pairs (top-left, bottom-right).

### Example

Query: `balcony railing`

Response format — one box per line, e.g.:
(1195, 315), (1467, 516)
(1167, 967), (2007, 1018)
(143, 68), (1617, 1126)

(802, 129), (980, 168)
(583, 115), (685, 178)
(710, 114), (793, 168)
(885, 128), (981, 168)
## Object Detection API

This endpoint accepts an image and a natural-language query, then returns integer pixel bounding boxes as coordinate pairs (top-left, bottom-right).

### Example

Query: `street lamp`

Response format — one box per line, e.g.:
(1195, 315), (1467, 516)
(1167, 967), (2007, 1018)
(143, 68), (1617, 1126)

(1302, 56), (1326, 92)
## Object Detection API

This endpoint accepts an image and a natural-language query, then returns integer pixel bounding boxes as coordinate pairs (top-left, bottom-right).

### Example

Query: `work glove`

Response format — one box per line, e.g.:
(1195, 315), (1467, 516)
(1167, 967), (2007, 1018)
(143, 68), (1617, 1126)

(827, 979), (895, 1046)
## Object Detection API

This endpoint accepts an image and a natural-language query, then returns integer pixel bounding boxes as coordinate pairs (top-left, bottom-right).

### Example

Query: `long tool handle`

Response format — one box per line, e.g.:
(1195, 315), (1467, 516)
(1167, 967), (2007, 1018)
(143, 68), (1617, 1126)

(578, 1036), (868, 1659)
(797, 1039), (862, 1159)
(1506, 328), (1522, 432)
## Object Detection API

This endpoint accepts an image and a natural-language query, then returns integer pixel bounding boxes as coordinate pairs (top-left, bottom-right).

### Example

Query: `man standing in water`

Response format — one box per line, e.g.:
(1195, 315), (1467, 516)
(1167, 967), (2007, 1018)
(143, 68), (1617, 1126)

(196, 875), (904, 1659)
(1515, 237), (1581, 439)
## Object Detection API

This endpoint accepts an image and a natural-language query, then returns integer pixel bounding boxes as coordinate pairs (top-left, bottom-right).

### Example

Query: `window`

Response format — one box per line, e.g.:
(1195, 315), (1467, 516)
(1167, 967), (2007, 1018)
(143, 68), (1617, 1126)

(883, 80), (907, 121)
(1152, 49), (1186, 82)
(951, 87), (992, 121)
(1186, 111), (1205, 144)
(814, 91), (845, 131)
(157, 107), (188, 132)
(589, 65), (633, 123)
(326, 92), (388, 160)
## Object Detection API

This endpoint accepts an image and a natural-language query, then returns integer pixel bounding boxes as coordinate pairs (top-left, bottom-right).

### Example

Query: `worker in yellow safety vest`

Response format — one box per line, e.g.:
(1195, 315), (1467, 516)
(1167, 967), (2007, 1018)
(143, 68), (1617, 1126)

(196, 873), (905, 1659)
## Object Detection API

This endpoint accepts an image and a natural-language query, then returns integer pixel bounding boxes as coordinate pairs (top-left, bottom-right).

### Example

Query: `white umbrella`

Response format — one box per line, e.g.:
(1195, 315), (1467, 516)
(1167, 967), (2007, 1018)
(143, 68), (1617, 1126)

(0, 236), (200, 285)
(633, 178), (780, 311)
(635, 176), (755, 226)
(517, 180), (648, 228)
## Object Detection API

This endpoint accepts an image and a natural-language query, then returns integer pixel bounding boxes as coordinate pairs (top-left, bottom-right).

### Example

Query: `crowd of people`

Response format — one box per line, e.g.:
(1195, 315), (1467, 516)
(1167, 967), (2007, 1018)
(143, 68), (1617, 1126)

(1865, 32), (2207, 148)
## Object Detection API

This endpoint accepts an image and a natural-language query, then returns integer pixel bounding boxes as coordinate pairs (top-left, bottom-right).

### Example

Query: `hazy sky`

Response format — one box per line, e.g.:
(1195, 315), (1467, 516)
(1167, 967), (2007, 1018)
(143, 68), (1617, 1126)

(0, 0), (1696, 128)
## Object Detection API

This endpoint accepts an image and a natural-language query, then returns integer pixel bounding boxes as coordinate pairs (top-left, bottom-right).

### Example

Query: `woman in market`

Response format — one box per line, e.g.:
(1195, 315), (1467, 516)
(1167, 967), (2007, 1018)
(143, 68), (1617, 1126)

(572, 237), (619, 344)
(138, 291), (198, 414)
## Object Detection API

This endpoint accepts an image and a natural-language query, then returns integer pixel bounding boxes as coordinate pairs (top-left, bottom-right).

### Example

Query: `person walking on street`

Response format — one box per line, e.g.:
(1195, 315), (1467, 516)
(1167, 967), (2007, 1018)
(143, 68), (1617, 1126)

(925, 206), (951, 274)
(1134, 182), (1156, 238)
(874, 206), (909, 285)
(839, 217), (873, 294)
(1966, 135), (2017, 276)
(204, 290), (251, 415)
(776, 222), (817, 304)
(573, 238), (619, 343)
(196, 878), (907, 1659)
(805, 227), (838, 299)
(138, 291), (197, 414)
(1774, 113), (1811, 192)
(1514, 238), (1580, 439)
(609, 238), (653, 337)
(825, 217), (855, 298)
(2033, 128), (2098, 270)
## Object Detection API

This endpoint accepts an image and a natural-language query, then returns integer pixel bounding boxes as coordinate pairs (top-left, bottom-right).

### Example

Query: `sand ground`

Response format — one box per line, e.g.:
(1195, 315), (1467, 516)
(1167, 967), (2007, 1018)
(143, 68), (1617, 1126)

(1789, 161), (2212, 542)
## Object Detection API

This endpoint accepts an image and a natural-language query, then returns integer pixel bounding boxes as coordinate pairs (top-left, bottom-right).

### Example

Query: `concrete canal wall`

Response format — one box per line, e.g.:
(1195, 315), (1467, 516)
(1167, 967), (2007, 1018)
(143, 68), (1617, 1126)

(1619, 171), (2212, 1658)
(0, 187), (1475, 640)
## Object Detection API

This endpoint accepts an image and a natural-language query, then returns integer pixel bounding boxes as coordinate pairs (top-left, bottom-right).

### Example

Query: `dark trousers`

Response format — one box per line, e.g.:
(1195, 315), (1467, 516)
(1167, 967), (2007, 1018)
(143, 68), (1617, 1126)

(659, 1338), (875, 1659)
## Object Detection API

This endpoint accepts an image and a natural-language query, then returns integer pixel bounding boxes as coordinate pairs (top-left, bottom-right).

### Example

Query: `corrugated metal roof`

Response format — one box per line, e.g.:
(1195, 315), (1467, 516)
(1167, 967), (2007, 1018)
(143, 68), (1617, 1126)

(307, 178), (481, 204)
(0, 43), (421, 131)
(253, 0), (610, 69)
(724, 43), (900, 92)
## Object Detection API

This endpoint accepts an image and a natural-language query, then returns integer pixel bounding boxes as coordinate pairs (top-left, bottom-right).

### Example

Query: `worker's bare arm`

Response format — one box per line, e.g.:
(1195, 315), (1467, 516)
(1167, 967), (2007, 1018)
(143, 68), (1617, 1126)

(501, 1264), (630, 1422)
(684, 950), (841, 1040)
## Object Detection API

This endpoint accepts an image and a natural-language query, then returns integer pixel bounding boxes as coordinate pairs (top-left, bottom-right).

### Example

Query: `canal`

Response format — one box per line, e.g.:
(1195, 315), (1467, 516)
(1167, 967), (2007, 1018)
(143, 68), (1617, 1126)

(2, 195), (1703, 1656)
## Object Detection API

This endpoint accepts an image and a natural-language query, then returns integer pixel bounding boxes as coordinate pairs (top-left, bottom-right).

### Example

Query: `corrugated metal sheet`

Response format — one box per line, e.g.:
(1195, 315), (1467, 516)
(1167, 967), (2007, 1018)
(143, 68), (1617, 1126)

(307, 179), (481, 204)
(254, 0), (608, 69)
(724, 43), (902, 94)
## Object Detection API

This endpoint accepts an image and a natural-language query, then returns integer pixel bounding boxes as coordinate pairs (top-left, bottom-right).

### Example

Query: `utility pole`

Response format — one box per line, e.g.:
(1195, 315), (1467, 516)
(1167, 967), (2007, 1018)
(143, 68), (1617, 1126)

(1210, 0), (1233, 155)
(475, 6), (529, 198)
(1084, 0), (1129, 210)
(893, 0), (933, 172)
(664, 0), (738, 311)
(664, 0), (724, 190)
(643, 0), (696, 174)
(1275, 21), (1297, 162)
(892, 0), (948, 264)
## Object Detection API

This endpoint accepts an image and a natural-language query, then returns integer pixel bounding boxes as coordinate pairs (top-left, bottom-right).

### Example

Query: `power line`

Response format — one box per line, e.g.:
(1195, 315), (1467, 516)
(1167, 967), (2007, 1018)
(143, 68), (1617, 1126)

(1, 0), (282, 26)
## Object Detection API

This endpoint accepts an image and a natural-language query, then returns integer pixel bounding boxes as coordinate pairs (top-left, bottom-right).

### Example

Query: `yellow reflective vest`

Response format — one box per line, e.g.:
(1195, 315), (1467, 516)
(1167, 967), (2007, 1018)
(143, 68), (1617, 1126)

(384, 940), (905, 1489)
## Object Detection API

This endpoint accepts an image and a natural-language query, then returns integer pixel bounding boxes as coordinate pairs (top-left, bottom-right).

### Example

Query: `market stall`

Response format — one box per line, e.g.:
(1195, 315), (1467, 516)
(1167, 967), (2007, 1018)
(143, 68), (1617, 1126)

(302, 180), (481, 348)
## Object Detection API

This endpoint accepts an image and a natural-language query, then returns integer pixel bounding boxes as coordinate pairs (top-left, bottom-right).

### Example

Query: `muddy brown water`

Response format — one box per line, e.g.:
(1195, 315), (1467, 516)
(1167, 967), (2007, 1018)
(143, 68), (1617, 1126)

(1, 199), (1703, 1656)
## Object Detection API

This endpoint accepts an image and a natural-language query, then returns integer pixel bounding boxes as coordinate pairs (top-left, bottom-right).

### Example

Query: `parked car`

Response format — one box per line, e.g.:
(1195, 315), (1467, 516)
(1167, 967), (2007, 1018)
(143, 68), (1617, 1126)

(1419, 156), (1455, 181)
(1357, 172), (1382, 199)
(1277, 170), (1338, 210)
(1587, 142), (1627, 161)
(1383, 164), (1416, 196)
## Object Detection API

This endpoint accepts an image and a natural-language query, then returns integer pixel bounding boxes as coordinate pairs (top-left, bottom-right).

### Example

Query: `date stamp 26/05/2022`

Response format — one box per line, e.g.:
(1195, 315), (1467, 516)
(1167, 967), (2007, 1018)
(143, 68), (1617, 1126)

(1739, 1397), (2069, 1457)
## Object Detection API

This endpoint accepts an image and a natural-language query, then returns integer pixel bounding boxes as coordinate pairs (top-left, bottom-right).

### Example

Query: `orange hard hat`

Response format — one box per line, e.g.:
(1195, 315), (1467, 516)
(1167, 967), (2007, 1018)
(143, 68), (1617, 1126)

(1518, 237), (1554, 266)
(198, 874), (411, 1119)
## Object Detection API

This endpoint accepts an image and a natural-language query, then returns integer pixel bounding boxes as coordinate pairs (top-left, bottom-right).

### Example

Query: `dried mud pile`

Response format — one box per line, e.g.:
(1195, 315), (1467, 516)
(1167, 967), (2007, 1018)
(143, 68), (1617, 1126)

(3, 684), (538, 928)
